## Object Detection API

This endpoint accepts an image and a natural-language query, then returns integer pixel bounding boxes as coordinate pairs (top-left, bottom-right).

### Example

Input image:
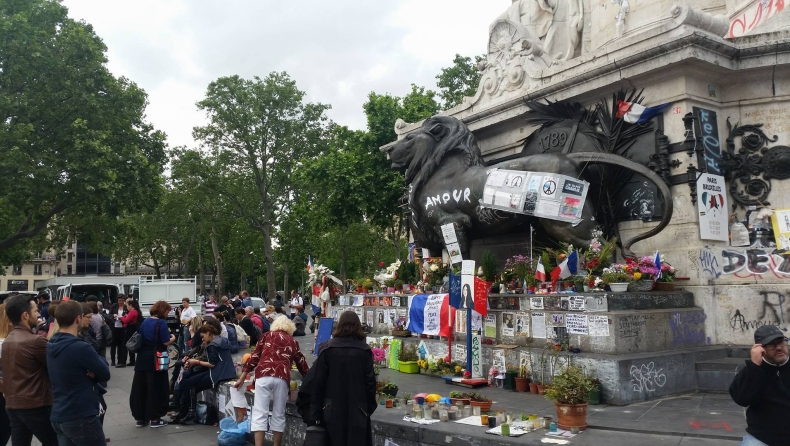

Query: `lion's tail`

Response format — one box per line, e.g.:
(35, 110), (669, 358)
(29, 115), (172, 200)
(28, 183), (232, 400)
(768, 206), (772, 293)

(567, 152), (673, 255)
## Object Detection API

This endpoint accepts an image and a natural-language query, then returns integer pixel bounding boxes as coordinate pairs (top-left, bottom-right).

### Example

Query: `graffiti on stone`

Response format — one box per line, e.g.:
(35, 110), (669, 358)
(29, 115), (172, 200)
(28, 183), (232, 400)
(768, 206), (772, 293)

(729, 291), (787, 331)
(630, 362), (667, 393)
(700, 246), (790, 280)
(699, 249), (721, 279)
(668, 312), (706, 346)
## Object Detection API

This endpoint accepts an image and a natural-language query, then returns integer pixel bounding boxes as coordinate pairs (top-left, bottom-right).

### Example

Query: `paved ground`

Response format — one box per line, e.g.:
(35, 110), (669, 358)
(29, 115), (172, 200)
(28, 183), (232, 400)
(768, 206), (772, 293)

(27, 326), (749, 446)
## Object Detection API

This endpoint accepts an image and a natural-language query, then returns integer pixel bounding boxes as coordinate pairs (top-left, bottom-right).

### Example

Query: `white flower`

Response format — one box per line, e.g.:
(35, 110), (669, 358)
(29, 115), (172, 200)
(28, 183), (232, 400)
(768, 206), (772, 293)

(430, 264), (439, 272)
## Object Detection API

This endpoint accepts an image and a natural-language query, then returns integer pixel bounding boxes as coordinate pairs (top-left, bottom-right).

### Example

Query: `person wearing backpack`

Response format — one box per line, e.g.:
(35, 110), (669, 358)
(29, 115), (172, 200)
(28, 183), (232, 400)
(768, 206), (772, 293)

(235, 308), (259, 347)
(224, 321), (239, 354)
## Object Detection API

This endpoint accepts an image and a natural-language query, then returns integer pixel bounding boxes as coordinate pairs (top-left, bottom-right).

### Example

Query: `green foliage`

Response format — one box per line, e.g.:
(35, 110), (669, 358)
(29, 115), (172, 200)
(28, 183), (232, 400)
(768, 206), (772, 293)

(436, 54), (485, 109)
(601, 270), (632, 284)
(544, 365), (595, 405)
(0, 0), (166, 264)
(396, 261), (418, 285)
(480, 251), (498, 282)
(399, 345), (419, 362)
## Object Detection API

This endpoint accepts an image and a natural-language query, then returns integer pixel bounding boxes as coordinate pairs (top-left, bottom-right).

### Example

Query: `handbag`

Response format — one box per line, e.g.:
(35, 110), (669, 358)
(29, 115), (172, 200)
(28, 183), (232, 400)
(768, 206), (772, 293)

(100, 321), (113, 345)
(154, 322), (170, 371)
(125, 329), (143, 352)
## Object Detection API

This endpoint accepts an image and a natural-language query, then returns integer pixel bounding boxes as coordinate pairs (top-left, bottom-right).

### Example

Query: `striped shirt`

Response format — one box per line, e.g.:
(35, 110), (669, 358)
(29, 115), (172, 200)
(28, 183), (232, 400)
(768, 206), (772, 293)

(204, 300), (217, 317)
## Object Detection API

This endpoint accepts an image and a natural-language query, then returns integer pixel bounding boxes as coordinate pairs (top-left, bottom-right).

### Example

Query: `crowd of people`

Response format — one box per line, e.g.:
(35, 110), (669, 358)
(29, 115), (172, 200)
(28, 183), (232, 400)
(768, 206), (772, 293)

(0, 288), (376, 446)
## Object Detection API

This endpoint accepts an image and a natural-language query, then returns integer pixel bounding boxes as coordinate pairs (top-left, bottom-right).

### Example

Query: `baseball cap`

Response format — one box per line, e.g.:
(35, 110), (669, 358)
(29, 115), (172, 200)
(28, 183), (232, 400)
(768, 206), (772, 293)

(754, 325), (787, 346)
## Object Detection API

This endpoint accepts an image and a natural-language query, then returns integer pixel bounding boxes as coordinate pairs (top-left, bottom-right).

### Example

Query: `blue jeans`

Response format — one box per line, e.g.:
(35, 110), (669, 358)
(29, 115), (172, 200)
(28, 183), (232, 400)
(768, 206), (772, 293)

(51, 415), (106, 446)
(740, 434), (769, 446)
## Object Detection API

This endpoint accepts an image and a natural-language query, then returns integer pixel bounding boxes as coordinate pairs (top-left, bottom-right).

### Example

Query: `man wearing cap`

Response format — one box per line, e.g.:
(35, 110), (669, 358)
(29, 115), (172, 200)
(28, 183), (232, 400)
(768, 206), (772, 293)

(729, 325), (790, 446)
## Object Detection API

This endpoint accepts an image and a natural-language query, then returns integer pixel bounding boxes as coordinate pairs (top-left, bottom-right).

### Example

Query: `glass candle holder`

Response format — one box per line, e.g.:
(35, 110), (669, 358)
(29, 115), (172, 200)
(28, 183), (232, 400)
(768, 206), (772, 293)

(473, 405), (481, 416)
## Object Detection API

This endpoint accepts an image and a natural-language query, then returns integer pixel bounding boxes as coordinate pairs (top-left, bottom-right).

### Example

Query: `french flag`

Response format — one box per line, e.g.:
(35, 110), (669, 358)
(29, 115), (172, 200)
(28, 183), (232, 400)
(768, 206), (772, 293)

(535, 257), (547, 282)
(654, 250), (662, 280)
(307, 256), (313, 273)
(407, 294), (454, 337)
(550, 251), (578, 285)
(616, 101), (670, 124)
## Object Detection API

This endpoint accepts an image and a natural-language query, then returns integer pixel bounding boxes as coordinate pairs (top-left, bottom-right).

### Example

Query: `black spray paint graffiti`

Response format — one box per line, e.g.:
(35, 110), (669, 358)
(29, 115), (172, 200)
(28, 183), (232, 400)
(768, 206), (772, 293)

(669, 312), (706, 346)
(730, 291), (787, 331)
(703, 247), (790, 279)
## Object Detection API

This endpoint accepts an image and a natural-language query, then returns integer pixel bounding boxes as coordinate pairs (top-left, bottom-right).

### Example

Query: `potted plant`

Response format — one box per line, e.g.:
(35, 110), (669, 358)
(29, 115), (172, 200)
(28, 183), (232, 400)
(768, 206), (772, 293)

(481, 251), (498, 283)
(655, 258), (677, 291)
(528, 352), (539, 393)
(449, 391), (470, 406)
(515, 363), (530, 392)
(588, 377), (601, 405)
(505, 254), (532, 292)
(601, 268), (632, 292)
(536, 344), (550, 394)
(543, 365), (595, 430)
(380, 381), (399, 398)
(505, 365), (519, 391)
(401, 392), (412, 408)
(398, 345), (420, 374)
(468, 392), (493, 412)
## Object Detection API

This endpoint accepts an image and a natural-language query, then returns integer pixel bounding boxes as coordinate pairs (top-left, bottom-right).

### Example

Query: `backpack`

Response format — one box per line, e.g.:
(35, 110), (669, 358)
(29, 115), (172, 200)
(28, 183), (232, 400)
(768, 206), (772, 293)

(225, 323), (239, 354)
(251, 319), (263, 339)
(196, 401), (219, 426)
(233, 323), (248, 346)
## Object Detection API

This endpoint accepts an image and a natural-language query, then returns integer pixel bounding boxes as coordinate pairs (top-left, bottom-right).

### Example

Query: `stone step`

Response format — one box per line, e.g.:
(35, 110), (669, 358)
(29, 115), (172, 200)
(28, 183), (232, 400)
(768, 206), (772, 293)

(695, 357), (747, 372)
(695, 357), (746, 393)
(727, 346), (751, 359)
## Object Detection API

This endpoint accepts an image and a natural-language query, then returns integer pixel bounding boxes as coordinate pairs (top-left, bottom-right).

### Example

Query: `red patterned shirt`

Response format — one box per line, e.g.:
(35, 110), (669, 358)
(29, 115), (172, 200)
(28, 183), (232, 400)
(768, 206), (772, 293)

(242, 330), (309, 383)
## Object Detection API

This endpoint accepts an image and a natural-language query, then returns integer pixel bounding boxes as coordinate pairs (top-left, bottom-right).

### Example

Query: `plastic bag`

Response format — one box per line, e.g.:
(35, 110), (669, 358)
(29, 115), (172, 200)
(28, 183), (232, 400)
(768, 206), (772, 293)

(218, 418), (249, 446)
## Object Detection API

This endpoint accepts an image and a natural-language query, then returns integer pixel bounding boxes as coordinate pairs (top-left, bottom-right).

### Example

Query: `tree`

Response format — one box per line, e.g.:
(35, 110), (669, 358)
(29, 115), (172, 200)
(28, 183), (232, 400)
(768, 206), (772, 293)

(0, 0), (166, 265)
(193, 73), (330, 299)
(436, 54), (485, 109)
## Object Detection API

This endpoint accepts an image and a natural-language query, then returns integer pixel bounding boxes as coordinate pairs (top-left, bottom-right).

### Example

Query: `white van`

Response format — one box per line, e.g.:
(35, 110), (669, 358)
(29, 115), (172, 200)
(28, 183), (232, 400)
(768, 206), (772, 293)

(55, 283), (123, 304)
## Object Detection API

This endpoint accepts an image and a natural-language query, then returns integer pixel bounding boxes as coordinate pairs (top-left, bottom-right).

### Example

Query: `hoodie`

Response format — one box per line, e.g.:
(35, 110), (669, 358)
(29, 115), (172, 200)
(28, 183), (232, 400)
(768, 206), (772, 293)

(207, 336), (237, 387)
(47, 332), (111, 422)
(729, 358), (790, 446)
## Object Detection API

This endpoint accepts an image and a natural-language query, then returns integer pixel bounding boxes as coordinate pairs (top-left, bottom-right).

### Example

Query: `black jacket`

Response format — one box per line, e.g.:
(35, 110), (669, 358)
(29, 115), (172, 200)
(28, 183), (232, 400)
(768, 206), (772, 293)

(310, 337), (376, 446)
(730, 359), (790, 446)
(238, 317), (259, 345)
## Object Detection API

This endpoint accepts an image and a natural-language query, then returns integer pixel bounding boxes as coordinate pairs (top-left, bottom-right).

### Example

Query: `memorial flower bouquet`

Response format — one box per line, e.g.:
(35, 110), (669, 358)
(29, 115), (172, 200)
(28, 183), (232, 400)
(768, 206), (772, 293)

(426, 259), (448, 287)
(601, 265), (633, 284)
(581, 231), (617, 275)
(625, 256), (660, 280)
(505, 254), (532, 284)
(656, 258), (677, 283)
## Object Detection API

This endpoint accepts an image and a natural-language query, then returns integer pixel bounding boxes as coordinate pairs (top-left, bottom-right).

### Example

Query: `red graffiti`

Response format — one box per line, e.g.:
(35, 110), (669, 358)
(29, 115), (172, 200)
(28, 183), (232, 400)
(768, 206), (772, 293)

(689, 421), (733, 432)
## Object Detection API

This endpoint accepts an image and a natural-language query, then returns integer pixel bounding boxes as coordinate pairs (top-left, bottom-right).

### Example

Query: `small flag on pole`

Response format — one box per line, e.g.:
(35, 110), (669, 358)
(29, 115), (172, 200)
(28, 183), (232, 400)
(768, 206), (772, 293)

(654, 250), (662, 280)
(550, 251), (578, 285)
(535, 257), (547, 282)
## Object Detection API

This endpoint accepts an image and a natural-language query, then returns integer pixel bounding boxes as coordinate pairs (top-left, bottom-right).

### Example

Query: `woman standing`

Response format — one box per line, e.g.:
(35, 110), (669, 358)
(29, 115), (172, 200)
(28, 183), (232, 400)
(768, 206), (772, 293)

(310, 311), (376, 446)
(118, 299), (140, 367)
(130, 300), (175, 428)
(170, 324), (236, 424)
(0, 304), (12, 446)
(235, 316), (309, 446)
(88, 301), (108, 359)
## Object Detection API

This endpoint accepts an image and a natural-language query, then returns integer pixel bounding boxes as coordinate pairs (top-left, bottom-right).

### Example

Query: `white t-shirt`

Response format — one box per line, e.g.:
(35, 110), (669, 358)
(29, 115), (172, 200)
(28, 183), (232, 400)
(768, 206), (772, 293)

(115, 307), (125, 328)
(180, 307), (197, 324)
(290, 295), (303, 314)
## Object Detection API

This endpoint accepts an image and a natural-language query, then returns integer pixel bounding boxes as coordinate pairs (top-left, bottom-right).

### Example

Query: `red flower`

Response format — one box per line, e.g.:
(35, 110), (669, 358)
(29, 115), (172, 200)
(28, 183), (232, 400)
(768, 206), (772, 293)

(379, 261), (385, 268)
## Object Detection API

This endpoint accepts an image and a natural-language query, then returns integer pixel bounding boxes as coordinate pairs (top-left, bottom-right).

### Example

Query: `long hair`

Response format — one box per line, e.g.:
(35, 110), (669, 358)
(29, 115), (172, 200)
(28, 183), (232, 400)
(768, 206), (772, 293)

(0, 304), (11, 339)
(332, 311), (365, 340)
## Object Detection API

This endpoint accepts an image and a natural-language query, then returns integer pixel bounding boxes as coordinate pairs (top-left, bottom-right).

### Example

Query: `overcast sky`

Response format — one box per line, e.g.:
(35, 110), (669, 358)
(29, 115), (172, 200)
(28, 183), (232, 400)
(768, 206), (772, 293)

(62, 1), (510, 149)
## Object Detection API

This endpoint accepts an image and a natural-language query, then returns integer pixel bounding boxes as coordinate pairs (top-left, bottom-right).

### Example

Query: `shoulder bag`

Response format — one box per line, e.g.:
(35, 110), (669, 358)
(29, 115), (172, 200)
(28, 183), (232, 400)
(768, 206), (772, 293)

(125, 324), (143, 352)
(100, 320), (114, 345)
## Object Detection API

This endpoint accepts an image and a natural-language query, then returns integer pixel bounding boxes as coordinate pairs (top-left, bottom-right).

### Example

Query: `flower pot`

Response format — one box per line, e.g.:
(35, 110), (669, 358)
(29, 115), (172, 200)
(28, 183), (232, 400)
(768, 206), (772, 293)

(608, 283), (629, 292)
(588, 385), (601, 405)
(361, 287), (368, 294)
(656, 281), (675, 291)
(583, 285), (590, 292)
(529, 383), (538, 394)
(554, 402), (588, 430)
(505, 371), (518, 390)
(399, 361), (420, 374)
(385, 399), (393, 408)
(515, 377), (530, 392)
(537, 385), (546, 395)
(470, 400), (492, 413)
(628, 280), (654, 292)
(382, 385), (398, 398)
(450, 398), (470, 406)
(387, 287), (396, 293)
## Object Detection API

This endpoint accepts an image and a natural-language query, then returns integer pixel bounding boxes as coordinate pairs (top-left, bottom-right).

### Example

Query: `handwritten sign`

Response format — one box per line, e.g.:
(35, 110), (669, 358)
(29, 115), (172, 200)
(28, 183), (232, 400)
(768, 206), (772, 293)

(441, 223), (458, 244)
(565, 314), (589, 335)
(422, 294), (444, 335)
(471, 334), (482, 378)
(461, 260), (476, 276)
(530, 296), (544, 310)
(532, 312), (547, 338)
(455, 344), (467, 363)
(589, 316), (610, 336)
(567, 296), (586, 311)
(484, 314), (497, 338)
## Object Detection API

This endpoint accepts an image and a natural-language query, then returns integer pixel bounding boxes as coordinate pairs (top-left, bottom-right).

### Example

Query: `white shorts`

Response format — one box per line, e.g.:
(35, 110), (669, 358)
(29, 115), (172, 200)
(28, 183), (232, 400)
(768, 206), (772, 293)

(250, 376), (289, 433)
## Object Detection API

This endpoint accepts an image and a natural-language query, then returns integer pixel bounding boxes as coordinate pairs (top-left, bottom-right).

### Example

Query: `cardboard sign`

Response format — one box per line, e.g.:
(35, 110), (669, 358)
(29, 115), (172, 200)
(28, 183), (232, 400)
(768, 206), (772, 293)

(313, 318), (334, 355)
(697, 173), (729, 241)
(471, 334), (483, 378)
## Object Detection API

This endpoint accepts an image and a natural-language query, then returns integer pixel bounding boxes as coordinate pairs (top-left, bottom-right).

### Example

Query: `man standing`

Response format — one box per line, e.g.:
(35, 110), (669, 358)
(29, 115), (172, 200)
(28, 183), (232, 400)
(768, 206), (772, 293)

(289, 290), (303, 320)
(1, 294), (58, 446)
(235, 308), (260, 347)
(37, 291), (51, 321)
(204, 294), (217, 318)
(109, 296), (127, 366)
(177, 298), (197, 354)
(241, 290), (253, 309)
(48, 300), (111, 446)
(730, 325), (790, 446)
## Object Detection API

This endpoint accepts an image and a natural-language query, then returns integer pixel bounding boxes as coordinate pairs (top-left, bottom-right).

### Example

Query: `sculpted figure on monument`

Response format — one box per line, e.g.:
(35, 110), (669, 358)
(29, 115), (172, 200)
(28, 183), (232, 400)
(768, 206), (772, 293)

(495, 0), (583, 62)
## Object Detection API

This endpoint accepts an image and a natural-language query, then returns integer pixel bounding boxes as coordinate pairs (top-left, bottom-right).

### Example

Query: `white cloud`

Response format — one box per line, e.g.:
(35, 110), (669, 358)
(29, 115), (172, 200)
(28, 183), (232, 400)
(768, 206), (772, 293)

(63, 0), (511, 148)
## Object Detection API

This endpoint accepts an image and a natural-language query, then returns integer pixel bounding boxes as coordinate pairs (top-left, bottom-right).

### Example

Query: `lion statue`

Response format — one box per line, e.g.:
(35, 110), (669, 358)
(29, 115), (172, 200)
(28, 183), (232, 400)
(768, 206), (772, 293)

(382, 116), (672, 258)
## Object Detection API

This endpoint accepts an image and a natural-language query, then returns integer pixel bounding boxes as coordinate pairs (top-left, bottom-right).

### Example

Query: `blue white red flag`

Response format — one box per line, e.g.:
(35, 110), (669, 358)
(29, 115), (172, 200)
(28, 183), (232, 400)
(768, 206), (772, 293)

(407, 294), (454, 337)
(616, 101), (670, 124)
(550, 251), (578, 285)
(654, 250), (662, 280)
(535, 257), (547, 282)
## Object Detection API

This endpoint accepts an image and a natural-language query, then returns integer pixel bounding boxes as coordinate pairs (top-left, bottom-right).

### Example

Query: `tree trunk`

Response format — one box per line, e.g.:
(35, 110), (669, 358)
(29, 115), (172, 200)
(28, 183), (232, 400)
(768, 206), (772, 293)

(183, 227), (197, 276)
(210, 226), (224, 298)
(391, 217), (403, 260)
(260, 221), (277, 301)
(152, 249), (162, 279)
(198, 251), (205, 295)
(283, 264), (289, 296)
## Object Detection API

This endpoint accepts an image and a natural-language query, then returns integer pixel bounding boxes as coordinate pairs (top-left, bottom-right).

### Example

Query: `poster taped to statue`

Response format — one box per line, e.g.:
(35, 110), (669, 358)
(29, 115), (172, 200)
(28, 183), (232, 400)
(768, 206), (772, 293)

(481, 169), (589, 225)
